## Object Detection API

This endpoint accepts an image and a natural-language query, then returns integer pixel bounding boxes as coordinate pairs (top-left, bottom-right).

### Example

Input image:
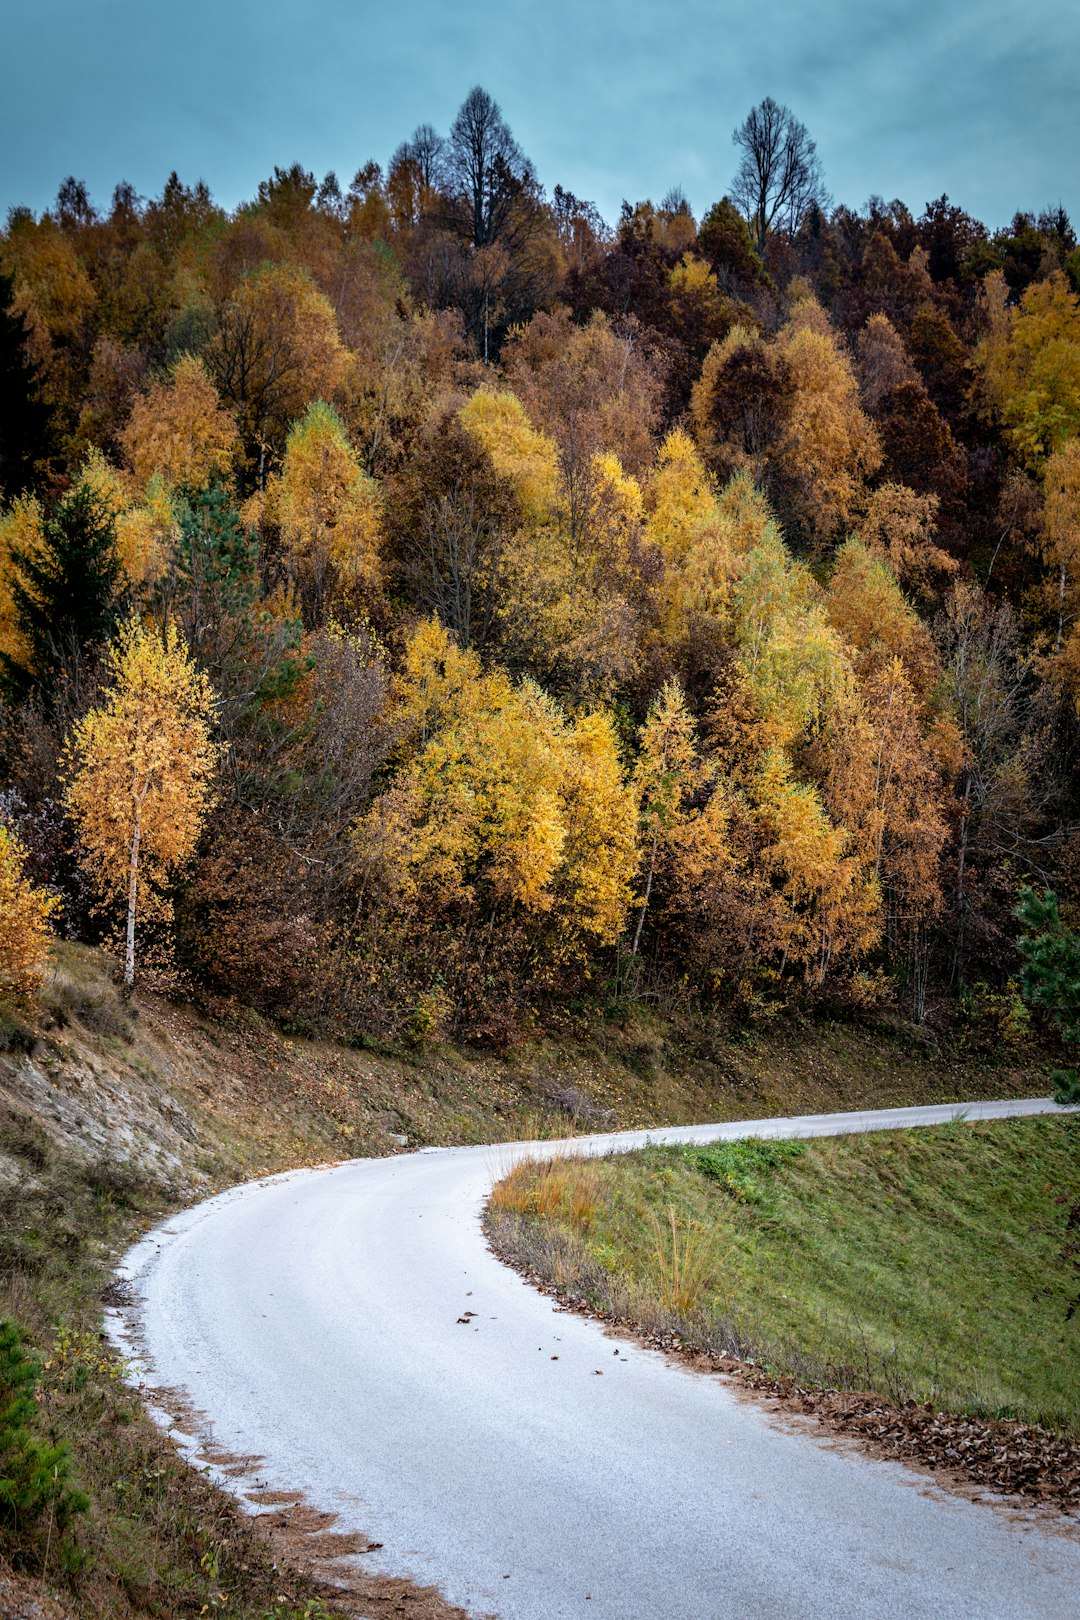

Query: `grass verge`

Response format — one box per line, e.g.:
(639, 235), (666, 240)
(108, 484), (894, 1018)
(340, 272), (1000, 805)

(486, 1117), (1080, 1507)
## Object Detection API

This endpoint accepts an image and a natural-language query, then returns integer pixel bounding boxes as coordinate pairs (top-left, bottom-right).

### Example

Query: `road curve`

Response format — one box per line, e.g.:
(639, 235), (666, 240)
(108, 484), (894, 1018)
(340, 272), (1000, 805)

(112, 1098), (1080, 1619)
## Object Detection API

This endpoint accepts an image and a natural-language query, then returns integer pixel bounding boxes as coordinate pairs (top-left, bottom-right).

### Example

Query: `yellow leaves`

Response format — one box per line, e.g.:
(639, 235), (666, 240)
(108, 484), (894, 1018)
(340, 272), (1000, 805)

(635, 679), (700, 839)
(266, 402), (382, 602)
(0, 494), (43, 670)
(121, 355), (239, 491)
(733, 527), (853, 748)
(775, 315), (882, 539)
(559, 711), (638, 945)
(646, 431), (718, 565)
(78, 448), (175, 589)
(0, 824), (58, 1001)
(753, 748), (881, 978)
(974, 271), (1080, 465)
(855, 483), (956, 597)
(668, 252), (719, 303)
(827, 537), (938, 694)
(589, 450), (643, 535)
(358, 620), (637, 948)
(458, 387), (560, 524)
(63, 618), (220, 899)
(2, 216), (95, 346)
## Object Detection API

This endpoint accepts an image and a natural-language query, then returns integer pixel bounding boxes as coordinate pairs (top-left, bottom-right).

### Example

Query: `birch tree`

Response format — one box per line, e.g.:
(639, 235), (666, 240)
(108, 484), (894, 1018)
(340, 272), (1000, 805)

(63, 618), (219, 987)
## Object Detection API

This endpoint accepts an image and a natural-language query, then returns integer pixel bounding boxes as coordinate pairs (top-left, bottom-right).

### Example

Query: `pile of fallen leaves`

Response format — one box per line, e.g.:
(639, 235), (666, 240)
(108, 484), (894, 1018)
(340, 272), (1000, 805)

(737, 1373), (1080, 1511)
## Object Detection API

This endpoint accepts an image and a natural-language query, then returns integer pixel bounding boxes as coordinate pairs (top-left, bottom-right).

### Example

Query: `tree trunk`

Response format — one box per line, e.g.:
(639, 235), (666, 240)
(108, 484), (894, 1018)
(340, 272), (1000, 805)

(631, 833), (658, 957)
(124, 812), (141, 992)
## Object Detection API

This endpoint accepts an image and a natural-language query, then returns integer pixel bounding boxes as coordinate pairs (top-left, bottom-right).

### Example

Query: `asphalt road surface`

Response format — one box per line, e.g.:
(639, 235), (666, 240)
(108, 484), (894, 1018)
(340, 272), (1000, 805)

(112, 1097), (1080, 1619)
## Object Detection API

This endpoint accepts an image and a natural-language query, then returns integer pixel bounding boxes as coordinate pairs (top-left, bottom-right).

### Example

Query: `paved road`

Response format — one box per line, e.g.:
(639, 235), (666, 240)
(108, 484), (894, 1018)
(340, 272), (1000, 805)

(112, 1098), (1080, 1619)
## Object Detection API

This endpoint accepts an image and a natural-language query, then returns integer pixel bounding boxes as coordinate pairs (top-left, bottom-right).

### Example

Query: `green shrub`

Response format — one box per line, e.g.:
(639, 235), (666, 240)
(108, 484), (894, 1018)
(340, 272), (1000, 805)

(685, 1137), (806, 1203)
(0, 1318), (88, 1543)
(1052, 1068), (1080, 1105)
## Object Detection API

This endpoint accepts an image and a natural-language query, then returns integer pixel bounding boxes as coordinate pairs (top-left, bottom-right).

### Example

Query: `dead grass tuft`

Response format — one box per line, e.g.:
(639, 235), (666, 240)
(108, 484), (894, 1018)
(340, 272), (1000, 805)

(489, 1157), (601, 1230)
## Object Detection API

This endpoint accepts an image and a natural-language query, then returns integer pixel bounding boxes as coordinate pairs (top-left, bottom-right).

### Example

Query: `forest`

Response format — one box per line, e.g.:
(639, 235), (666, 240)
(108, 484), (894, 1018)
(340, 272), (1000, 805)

(2, 86), (1079, 1054)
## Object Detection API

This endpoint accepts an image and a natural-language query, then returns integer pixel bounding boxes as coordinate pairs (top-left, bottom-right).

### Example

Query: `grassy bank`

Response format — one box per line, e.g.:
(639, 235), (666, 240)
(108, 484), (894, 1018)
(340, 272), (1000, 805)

(488, 1116), (1080, 1436)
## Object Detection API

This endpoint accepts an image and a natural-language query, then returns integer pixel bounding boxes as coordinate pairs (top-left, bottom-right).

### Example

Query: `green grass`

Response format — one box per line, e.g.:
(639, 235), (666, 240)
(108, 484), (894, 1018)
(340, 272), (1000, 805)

(489, 1116), (1080, 1434)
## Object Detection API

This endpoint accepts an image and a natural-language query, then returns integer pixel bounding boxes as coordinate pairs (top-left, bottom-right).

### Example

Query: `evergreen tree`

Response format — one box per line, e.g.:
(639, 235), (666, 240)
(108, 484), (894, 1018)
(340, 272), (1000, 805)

(1016, 888), (1080, 1101)
(2, 480), (125, 702)
(0, 1318), (87, 1538)
(0, 271), (51, 495)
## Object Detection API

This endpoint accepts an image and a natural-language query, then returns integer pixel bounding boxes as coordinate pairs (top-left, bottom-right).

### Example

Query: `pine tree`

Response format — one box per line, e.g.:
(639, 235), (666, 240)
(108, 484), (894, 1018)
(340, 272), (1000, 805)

(0, 270), (52, 496)
(0, 1318), (87, 1537)
(2, 480), (125, 702)
(1016, 888), (1080, 1101)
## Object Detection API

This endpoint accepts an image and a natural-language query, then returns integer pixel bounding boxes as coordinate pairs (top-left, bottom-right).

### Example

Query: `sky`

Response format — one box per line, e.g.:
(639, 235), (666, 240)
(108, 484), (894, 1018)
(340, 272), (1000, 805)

(2, 0), (1078, 234)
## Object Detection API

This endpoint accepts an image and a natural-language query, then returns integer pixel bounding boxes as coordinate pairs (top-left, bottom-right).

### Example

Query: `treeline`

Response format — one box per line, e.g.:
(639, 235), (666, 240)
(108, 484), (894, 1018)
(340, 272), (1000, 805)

(1, 88), (1079, 1043)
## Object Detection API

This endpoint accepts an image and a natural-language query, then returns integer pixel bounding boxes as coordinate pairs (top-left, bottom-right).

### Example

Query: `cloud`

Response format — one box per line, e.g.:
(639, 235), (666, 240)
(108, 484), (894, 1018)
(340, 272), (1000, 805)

(1, 0), (1075, 230)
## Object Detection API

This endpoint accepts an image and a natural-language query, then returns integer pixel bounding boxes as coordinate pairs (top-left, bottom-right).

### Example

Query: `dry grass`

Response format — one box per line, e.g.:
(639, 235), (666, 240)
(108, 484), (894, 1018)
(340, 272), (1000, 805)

(648, 1204), (730, 1316)
(489, 1156), (601, 1230)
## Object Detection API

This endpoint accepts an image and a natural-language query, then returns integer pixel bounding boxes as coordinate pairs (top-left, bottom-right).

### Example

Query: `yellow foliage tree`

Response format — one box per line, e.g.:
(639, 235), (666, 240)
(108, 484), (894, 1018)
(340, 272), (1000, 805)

(753, 748), (881, 987)
(775, 309), (882, 543)
(0, 825), (58, 1001)
(826, 538), (938, 696)
(631, 678), (702, 953)
(207, 262), (348, 483)
(0, 495), (44, 672)
(357, 620), (637, 958)
(121, 354), (240, 491)
(257, 401), (381, 613)
(733, 527), (853, 749)
(974, 271), (1080, 466)
(78, 448), (176, 588)
(458, 387), (560, 524)
(855, 483), (956, 597)
(460, 387), (652, 698)
(63, 618), (220, 987)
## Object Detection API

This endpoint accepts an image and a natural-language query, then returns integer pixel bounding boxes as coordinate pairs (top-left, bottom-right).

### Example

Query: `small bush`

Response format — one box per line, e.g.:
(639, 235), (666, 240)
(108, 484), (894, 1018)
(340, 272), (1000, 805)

(686, 1137), (806, 1203)
(0, 1318), (88, 1545)
(0, 1006), (36, 1055)
(1052, 1068), (1080, 1105)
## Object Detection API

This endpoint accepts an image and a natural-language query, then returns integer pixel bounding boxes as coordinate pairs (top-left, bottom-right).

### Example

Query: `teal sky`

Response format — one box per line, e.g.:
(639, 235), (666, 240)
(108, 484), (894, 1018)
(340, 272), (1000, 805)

(3, 0), (1078, 231)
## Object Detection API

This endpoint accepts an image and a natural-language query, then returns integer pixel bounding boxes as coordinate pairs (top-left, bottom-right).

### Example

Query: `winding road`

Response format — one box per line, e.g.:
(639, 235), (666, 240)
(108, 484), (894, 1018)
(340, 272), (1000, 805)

(112, 1098), (1080, 1619)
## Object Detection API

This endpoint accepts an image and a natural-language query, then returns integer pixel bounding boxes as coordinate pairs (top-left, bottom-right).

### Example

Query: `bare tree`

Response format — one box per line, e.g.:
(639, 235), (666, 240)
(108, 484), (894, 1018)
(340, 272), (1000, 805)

(446, 86), (532, 249)
(730, 97), (826, 253)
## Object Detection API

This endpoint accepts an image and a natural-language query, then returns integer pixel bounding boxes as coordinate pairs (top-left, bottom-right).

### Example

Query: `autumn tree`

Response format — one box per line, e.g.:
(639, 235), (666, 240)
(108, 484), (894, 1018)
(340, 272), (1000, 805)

(0, 823), (58, 1000)
(631, 679), (701, 953)
(388, 407), (518, 650)
(253, 401), (382, 618)
(353, 619), (638, 1021)
(63, 618), (219, 987)
(974, 271), (1080, 466)
(206, 264), (347, 488)
(121, 354), (239, 491)
(730, 98), (826, 254)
